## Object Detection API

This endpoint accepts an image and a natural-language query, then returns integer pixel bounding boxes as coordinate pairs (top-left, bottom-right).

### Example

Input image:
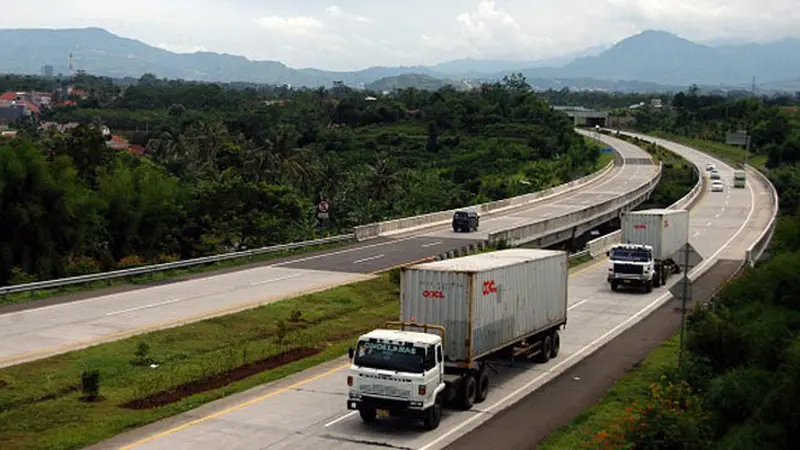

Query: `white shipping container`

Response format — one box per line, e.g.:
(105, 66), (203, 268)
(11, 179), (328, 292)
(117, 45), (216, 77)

(400, 249), (568, 365)
(621, 209), (689, 260)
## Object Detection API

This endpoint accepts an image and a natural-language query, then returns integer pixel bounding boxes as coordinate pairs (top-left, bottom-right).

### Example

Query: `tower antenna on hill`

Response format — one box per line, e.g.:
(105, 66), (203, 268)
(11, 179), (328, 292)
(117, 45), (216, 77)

(68, 52), (75, 77)
(744, 76), (756, 166)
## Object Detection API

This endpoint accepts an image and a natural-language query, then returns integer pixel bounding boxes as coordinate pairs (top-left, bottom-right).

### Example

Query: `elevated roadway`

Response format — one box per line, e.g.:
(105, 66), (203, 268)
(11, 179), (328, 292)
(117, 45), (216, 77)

(93, 133), (776, 450)
(0, 133), (655, 368)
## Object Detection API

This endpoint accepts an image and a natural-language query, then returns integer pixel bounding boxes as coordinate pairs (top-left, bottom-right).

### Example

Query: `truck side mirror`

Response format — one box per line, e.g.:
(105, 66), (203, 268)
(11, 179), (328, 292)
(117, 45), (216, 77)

(606, 251), (610, 257)
(347, 347), (354, 360)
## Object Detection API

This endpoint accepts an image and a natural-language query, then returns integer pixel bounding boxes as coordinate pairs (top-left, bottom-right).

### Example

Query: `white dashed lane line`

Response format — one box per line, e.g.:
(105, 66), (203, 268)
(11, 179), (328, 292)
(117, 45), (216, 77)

(353, 254), (385, 264)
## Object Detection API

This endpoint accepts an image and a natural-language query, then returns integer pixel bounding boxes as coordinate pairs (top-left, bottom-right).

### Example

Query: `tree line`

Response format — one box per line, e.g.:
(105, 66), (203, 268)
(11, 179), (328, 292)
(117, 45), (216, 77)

(1, 74), (603, 285)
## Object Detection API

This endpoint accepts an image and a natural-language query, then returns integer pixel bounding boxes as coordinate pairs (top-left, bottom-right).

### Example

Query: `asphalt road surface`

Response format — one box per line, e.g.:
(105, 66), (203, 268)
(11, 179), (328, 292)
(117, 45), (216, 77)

(93, 133), (775, 450)
(0, 133), (655, 368)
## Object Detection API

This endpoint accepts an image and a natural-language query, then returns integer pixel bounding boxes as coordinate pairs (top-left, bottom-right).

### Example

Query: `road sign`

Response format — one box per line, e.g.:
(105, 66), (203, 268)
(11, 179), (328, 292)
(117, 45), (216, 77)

(601, 147), (613, 153)
(676, 242), (703, 271)
(318, 200), (330, 213)
(725, 131), (750, 147)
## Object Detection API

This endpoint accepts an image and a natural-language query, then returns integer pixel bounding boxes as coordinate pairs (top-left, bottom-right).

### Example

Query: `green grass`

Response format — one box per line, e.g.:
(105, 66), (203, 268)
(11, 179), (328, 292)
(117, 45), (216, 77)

(649, 131), (768, 169)
(0, 239), (352, 308)
(539, 334), (681, 449)
(568, 254), (593, 268)
(0, 272), (399, 450)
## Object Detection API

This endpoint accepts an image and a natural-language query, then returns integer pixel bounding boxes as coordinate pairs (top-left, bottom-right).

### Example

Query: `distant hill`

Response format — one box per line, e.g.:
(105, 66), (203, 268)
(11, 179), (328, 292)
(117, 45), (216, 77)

(1, 27), (799, 91)
(365, 74), (463, 91)
(515, 30), (800, 87)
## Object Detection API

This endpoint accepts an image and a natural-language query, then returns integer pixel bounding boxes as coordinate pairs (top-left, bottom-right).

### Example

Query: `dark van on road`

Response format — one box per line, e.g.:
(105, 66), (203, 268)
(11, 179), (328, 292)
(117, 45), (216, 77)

(452, 210), (479, 232)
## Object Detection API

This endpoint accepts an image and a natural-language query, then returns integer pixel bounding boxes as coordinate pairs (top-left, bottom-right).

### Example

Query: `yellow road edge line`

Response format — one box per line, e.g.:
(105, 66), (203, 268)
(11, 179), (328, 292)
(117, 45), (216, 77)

(118, 362), (352, 450)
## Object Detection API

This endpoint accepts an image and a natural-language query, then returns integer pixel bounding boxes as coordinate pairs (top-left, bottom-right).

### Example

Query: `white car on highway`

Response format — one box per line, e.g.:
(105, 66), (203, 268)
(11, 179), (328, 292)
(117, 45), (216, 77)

(706, 162), (715, 171)
(711, 180), (724, 192)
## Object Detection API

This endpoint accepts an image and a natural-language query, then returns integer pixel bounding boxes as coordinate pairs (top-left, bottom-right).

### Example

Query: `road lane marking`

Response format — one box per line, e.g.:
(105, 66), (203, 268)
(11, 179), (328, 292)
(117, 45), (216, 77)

(325, 411), (357, 427)
(418, 154), (758, 450)
(421, 241), (442, 248)
(123, 147), (760, 450)
(106, 298), (185, 316)
(118, 362), (352, 450)
(249, 273), (304, 287)
(706, 221), (712, 226)
(0, 274), (374, 368)
(353, 254), (385, 264)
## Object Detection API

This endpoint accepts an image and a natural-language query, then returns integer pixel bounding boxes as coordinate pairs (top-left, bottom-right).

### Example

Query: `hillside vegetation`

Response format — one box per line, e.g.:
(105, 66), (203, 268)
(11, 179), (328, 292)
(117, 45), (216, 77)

(0, 73), (603, 286)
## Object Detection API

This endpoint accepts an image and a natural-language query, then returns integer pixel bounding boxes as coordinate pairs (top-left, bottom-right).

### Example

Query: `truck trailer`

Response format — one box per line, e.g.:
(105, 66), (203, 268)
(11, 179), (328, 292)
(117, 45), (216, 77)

(607, 209), (690, 292)
(345, 248), (569, 430)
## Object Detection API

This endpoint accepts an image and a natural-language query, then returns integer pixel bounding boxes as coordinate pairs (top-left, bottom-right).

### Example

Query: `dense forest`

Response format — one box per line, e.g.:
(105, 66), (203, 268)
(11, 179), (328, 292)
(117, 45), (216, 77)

(0, 73), (603, 285)
(583, 89), (800, 449)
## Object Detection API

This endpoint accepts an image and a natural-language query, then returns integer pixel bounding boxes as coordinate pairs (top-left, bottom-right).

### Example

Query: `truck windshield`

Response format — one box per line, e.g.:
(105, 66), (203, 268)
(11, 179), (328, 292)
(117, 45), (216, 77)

(353, 340), (425, 373)
(610, 248), (650, 262)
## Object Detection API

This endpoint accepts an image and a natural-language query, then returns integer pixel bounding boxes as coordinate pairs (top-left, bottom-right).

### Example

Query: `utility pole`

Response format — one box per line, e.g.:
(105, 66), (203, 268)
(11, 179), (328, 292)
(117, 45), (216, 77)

(677, 243), (691, 370)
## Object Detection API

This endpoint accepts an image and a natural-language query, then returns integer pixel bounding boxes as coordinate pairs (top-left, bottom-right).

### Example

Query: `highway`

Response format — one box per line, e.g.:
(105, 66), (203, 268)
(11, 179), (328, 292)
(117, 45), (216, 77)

(0, 133), (655, 368)
(93, 133), (776, 450)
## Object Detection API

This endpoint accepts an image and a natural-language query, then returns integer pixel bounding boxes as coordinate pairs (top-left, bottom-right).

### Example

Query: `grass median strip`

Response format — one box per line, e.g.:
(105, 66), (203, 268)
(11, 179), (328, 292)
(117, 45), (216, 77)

(0, 271), (398, 450)
(538, 334), (680, 449)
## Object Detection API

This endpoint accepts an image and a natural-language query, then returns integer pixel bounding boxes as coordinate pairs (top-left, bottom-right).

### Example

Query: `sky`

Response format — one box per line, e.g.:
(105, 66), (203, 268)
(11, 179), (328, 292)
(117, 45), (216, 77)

(1, 0), (799, 71)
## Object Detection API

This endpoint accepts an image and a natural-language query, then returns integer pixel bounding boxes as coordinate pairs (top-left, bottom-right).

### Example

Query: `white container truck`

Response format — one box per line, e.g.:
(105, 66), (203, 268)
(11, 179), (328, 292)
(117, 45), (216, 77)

(345, 248), (568, 430)
(607, 209), (689, 292)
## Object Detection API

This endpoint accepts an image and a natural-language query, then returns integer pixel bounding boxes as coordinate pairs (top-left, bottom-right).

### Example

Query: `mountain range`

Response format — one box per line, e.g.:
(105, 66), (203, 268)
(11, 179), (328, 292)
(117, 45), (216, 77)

(1, 27), (799, 92)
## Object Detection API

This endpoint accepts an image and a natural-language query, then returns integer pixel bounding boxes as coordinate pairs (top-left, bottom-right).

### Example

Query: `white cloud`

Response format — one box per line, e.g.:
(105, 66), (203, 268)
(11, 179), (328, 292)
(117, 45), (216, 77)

(255, 15), (324, 37)
(325, 5), (370, 23)
(0, 0), (799, 70)
(156, 43), (208, 54)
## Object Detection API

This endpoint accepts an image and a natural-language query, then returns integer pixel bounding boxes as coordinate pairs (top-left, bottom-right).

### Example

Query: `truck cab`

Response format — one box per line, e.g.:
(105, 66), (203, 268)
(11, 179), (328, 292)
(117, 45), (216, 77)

(347, 328), (446, 430)
(607, 244), (656, 292)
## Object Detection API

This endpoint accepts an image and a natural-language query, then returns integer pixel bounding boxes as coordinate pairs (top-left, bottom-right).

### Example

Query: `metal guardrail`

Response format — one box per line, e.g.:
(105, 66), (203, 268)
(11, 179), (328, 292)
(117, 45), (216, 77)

(745, 164), (779, 266)
(488, 161), (663, 247)
(584, 132), (706, 257)
(354, 147), (618, 241)
(0, 234), (355, 296)
(430, 239), (590, 263)
(0, 127), (625, 297)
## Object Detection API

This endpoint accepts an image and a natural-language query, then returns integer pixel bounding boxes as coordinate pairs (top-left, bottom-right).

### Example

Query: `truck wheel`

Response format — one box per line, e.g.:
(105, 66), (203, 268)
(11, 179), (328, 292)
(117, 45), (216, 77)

(550, 330), (561, 359)
(645, 281), (653, 293)
(456, 374), (477, 410)
(359, 406), (377, 423)
(610, 281), (619, 291)
(422, 396), (442, 430)
(653, 271), (661, 288)
(536, 336), (552, 363)
(475, 369), (490, 403)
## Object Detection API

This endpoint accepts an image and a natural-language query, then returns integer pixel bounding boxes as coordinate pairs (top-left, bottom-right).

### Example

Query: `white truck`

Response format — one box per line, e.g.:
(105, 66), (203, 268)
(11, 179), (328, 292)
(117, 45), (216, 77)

(345, 248), (569, 430)
(607, 209), (689, 292)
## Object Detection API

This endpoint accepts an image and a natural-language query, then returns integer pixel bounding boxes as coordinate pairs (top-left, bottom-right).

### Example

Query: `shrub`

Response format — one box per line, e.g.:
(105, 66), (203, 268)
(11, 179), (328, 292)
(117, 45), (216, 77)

(80, 369), (101, 402)
(152, 253), (180, 264)
(116, 255), (146, 269)
(584, 378), (712, 450)
(65, 256), (102, 276)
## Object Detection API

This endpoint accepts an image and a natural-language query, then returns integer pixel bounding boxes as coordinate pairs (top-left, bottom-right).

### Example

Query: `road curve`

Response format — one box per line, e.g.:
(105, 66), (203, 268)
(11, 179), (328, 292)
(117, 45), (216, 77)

(91, 133), (775, 450)
(0, 135), (654, 368)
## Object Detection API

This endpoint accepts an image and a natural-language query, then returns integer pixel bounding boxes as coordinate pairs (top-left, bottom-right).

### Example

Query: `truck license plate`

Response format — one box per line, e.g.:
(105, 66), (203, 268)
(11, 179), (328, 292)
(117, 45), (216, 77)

(377, 409), (389, 418)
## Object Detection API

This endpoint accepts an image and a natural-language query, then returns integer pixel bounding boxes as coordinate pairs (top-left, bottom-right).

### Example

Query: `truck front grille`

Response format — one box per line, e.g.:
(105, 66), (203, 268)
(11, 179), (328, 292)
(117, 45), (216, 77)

(614, 263), (644, 274)
(360, 384), (411, 399)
